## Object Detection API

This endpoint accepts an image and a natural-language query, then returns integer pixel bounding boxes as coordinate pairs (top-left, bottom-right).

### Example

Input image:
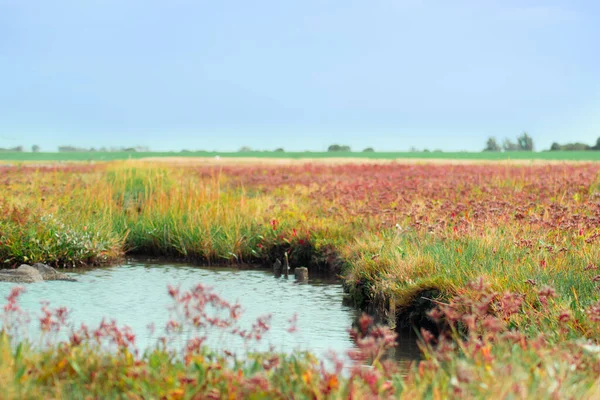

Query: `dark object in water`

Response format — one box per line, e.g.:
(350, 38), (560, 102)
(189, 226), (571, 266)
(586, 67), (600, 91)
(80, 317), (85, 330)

(283, 252), (290, 278)
(273, 258), (282, 276)
(273, 253), (291, 278)
(295, 267), (308, 282)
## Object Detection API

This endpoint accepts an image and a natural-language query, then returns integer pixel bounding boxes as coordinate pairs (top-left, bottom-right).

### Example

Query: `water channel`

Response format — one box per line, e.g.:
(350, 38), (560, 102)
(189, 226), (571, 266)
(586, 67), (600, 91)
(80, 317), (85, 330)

(0, 261), (420, 363)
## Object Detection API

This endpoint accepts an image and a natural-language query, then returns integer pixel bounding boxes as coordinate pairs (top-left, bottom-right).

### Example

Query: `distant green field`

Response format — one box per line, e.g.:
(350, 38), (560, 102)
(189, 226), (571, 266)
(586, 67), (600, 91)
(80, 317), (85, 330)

(1, 150), (600, 162)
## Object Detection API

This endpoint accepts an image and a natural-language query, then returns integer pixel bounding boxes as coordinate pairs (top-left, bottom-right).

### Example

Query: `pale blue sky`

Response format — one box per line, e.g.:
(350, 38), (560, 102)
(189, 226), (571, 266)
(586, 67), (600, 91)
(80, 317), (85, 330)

(0, 0), (598, 151)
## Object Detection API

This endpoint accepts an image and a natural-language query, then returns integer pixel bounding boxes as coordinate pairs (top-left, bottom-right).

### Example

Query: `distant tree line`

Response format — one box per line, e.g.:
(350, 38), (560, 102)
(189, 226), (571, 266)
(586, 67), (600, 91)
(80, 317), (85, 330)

(484, 133), (534, 152)
(327, 145), (376, 152)
(0, 146), (24, 152)
(485, 133), (600, 152)
(549, 137), (600, 151)
(234, 147), (286, 152)
(58, 146), (150, 152)
(327, 144), (351, 152)
(0, 145), (154, 152)
(7, 137), (600, 154)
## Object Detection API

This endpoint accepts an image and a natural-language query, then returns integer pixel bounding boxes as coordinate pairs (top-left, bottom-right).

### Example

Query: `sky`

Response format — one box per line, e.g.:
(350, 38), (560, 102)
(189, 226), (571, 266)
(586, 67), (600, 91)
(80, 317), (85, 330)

(0, 0), (598, 152)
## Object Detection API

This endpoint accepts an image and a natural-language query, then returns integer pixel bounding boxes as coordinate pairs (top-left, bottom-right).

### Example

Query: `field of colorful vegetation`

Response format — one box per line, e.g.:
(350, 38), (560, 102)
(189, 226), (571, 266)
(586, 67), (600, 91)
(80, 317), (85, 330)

(2, 160), (600, 398)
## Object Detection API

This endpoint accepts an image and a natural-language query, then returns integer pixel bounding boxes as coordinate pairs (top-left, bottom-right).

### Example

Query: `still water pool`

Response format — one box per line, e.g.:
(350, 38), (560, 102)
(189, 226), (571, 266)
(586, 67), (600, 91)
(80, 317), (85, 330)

(0, 261), (421, 363)
(0, 262), (357, 356)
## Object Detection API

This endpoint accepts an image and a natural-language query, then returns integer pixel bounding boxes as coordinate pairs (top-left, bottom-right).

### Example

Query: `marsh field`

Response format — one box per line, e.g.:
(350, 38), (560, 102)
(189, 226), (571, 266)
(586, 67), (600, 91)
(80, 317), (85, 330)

(1, 159), (600, 399)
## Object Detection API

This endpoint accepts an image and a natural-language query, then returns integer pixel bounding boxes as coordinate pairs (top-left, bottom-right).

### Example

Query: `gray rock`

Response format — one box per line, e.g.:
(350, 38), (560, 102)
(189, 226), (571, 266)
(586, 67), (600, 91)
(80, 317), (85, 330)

(0, 264), (43, 283)
(0, 263), (76, 283)
(32, 263), (60, 279)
